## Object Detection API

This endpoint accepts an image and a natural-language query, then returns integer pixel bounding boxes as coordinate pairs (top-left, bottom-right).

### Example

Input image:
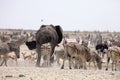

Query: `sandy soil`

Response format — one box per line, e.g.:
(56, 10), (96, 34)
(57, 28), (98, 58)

(0, 67), (120, 80)
(0, 42), (120, 80)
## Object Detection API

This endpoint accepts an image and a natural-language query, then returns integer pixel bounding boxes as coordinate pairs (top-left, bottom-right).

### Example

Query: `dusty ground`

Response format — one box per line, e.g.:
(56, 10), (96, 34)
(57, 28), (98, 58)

(0, 40), (120, 80)
(0, 67), (120, 80)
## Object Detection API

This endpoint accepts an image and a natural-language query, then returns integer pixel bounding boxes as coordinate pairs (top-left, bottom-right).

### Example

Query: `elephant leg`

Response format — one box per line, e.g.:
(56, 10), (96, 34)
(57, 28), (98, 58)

(50, 43), (55, 57)
(36, 45), (41, 67)
(49, 44), (55, 65)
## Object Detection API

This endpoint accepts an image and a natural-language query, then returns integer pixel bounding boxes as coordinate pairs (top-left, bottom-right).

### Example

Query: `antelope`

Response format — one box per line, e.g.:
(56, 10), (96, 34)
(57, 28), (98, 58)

(21, 52), (36, 62)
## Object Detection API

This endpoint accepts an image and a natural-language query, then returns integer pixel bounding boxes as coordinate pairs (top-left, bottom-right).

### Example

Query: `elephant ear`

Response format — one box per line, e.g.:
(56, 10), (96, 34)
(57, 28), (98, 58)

(40, 25), (46, 29)
(55, 25), (63, 44)
(25, 41), (36, 50)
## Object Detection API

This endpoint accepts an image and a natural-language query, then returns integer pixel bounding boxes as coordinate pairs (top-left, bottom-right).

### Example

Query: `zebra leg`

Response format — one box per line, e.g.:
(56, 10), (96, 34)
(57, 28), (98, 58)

(93, 61), (97, 69)
(61, 58), (65, 69)
(57, 58), (60, 66)
(15, 58), (18, 66)
(115, 61), (117, 71)
(0, 59), (5, 66)
(69, 57), (72, 69)
(106, 57), (110, 71)
(83, 62), (87, 70)
(89, 62), (91, 69)
(4, 59), (7, 66)
(112, 61), (114, 71)
(82, 58), (87, 70)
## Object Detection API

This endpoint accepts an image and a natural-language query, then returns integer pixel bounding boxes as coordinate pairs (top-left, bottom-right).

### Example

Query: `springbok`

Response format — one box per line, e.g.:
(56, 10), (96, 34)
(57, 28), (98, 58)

(21, 52), (36, 61)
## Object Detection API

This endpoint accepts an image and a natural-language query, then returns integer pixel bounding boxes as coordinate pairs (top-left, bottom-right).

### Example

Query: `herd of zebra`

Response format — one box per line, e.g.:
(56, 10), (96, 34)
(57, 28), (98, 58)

(0, 26), (120, 71)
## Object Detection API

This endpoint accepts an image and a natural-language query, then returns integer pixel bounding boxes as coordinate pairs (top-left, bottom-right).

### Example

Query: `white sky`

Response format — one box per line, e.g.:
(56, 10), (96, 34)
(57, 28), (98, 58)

(0, 0), (120, 31)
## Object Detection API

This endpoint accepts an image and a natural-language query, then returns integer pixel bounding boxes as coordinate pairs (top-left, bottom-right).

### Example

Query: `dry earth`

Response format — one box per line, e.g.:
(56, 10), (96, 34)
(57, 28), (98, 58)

(0, 67), (120, 80)
(0, 39), (120, 80)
